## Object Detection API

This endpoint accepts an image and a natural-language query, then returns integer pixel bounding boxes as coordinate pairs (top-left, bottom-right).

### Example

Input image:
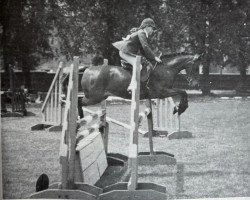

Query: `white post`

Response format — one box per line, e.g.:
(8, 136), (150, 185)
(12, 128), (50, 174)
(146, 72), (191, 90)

(128, 56), (141, 191)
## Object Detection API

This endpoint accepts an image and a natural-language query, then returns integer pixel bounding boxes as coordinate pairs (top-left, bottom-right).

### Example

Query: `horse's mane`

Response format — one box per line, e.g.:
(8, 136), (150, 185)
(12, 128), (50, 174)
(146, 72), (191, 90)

(157, 52), (196, 71)
(161, 52), (192, 60)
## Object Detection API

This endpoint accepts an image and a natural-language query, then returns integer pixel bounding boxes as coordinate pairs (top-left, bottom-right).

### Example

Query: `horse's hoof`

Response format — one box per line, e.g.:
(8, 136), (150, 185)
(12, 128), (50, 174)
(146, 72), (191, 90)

(173, 106), (178, 114)
(178, 106), (187, 115)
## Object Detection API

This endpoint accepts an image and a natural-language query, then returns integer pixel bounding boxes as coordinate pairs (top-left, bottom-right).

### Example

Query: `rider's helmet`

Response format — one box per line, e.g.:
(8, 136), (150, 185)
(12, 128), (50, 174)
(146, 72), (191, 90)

(139, 18), (156, 30)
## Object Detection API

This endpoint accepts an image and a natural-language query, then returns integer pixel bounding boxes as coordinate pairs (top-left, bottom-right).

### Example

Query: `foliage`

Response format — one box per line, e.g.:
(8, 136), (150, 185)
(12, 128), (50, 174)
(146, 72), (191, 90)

(1, 0), (249, 91)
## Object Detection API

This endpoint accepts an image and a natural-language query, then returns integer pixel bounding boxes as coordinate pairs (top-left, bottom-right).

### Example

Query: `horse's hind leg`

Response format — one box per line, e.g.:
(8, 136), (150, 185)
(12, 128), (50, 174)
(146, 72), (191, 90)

(78, 97), (84, 118)
(77, 96), (104, 119)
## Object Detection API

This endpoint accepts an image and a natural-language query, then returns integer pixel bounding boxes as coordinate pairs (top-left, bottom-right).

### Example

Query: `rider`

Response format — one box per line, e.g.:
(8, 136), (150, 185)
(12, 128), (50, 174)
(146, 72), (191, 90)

(112, 18), (162, 91)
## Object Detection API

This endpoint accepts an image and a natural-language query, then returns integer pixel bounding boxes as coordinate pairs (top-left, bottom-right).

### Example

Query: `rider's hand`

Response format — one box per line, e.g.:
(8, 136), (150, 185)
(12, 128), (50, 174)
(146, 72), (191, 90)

(155, 56), (162, 63)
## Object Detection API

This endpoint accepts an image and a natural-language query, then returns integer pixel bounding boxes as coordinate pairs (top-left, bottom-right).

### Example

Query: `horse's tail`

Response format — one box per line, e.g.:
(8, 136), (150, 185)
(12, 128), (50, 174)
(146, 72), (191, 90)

(61, 65), (89, 83)
(61, 65), (89, 95)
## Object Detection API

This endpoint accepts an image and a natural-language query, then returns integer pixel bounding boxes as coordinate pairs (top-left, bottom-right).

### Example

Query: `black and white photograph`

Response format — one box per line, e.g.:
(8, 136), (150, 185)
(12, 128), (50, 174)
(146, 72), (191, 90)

(1, 0), (250, 199)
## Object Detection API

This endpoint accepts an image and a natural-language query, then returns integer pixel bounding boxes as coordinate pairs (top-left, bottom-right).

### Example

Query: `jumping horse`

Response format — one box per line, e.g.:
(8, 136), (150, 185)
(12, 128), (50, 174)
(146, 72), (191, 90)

(77, 53), (200, 114)
(62, 53), (200, 120)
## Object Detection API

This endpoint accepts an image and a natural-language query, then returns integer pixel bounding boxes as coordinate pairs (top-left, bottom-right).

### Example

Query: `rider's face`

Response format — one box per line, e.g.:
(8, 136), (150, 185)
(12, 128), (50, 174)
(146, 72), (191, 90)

(145, 26), (156, 37)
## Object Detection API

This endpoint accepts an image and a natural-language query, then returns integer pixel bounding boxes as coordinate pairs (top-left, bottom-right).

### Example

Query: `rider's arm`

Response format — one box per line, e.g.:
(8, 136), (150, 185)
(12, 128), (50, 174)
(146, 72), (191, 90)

(138, 29), (156, 63)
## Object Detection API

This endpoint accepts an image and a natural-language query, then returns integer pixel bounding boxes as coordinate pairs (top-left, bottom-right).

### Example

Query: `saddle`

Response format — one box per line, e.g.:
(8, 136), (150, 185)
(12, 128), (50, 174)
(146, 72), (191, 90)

(120, 59), (151, 82)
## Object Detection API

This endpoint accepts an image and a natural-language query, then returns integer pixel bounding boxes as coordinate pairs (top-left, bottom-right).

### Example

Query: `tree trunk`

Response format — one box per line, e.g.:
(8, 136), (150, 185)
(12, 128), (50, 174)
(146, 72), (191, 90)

(21, 60), (31, 89)
(235, 4), (248, 94)
(102, 0), (116, 64)
(201, 53), (211, 95)
(2, 0), (24, 88)
(1, 0), (12, 81)
(236, 49), (247, 93)
(200, 1), (211, 95)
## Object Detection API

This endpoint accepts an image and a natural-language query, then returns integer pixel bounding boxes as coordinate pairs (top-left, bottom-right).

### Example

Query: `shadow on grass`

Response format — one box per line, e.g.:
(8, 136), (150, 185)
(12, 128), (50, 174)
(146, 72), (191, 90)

(140, 169), (250, 178)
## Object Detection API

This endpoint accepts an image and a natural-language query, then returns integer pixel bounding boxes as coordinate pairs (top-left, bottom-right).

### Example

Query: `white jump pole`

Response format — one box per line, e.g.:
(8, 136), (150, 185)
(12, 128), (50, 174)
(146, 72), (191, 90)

(155, 98), (193, 139)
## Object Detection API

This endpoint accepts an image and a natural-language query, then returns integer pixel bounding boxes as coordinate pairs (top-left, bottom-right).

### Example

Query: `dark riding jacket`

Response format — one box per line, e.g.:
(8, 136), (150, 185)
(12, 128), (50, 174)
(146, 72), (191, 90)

(113, 29), (155, 63)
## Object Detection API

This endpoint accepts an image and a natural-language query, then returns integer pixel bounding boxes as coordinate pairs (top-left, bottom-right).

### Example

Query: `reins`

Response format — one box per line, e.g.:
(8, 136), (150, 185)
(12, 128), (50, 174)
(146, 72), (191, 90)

(153, 52), (163, 71)
(145, 52), (162, 90)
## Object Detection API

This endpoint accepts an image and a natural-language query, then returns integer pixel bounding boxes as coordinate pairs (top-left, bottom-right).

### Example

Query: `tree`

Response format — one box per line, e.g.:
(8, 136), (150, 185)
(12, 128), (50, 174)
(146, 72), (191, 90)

(1, 0), (249, 93)
(176, 0), (249, 94)
(1, 0), (52, 88)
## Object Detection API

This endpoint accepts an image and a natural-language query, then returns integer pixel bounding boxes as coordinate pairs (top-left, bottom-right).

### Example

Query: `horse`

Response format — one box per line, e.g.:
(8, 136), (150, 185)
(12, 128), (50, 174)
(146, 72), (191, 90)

(78, 53), (200, 116)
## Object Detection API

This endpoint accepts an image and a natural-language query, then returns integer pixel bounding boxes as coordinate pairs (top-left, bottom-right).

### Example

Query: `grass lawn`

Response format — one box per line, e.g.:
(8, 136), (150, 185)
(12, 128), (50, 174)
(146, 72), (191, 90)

(1, 96), (250, 199)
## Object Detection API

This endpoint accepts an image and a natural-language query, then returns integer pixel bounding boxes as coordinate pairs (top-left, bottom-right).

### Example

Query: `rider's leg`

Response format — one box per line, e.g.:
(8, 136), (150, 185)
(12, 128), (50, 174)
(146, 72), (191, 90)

(119, 51), (142, 91)
(119, 51), (138, 66)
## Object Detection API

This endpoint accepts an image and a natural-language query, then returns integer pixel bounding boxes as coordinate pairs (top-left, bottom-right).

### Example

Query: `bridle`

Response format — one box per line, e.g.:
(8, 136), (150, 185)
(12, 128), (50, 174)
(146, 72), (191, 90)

(181, 61), (199, 86)
(181, 74), (194, 85)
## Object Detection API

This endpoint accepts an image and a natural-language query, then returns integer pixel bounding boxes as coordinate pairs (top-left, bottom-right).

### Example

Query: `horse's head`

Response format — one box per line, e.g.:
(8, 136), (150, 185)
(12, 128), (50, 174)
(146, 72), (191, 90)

(181, 54), (200, 88)
(160, 53), (200, 88)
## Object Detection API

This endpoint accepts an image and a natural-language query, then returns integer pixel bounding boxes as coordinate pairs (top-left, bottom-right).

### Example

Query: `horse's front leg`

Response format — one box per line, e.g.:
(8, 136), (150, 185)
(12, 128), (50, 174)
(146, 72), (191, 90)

(163, 89), (188, 115)
(78, 97), (84, 118)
